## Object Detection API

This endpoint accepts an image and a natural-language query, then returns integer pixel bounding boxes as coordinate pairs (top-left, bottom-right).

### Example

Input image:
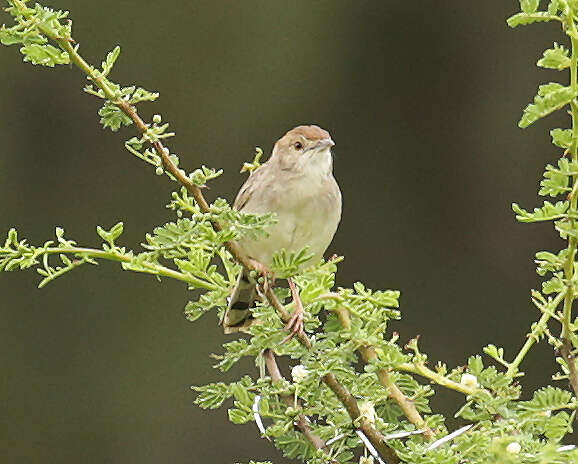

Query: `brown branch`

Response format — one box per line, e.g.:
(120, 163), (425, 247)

(560, 339), (578, 397)
(335, 306), (434, 440)
(322, 372), (400, 464)
(263, 349), (330, 454)
(52, 33), (398, 463)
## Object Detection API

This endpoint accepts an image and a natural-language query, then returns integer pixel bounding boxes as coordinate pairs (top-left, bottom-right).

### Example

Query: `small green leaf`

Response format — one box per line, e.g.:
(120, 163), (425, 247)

(101, 45), (120, 77)
(20, 43), (69, 67)
(537, 43), (571, 70)
(128, 87), (159, 104)
(538, 159), (578, 197)
(507, 12), (559, 27)
(192, 382), (231, 409)
(548, 0), (562, 14)
(512, 201), (569, 222)
(98, 101), (132, 131)
(228, 407), (252, 424)
(519, 84), (577, 128)
(271, 247), (314, 278)
(240, 147), (264, 174)
(550, 128), (573, 149)
(520, 0), (539, 13)
(96, 222), (124, 246)
(542, 274), (564, 294)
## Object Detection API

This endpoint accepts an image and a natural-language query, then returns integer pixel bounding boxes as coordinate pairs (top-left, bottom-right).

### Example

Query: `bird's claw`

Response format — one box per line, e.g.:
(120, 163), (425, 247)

(282, 309), (304, 343)
(282, 278), (305, 343)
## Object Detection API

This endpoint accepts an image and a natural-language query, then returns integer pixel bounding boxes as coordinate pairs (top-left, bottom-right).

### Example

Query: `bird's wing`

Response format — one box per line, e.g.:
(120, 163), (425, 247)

(233, 164), (271, 212)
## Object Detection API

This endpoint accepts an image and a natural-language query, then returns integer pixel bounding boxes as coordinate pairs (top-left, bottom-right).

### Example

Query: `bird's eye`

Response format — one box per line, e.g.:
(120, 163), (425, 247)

(294, 141), (303, 150)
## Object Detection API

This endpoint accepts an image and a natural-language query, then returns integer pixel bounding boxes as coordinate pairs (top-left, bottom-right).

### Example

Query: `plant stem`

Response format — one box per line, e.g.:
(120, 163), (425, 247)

(262, 349), (330, 455)
(507, 290), (566, 378)
(46, 246), (217, 289)
(396, 362), (477, 396)
(321, 372), (400, 464)
(334, 305), (435, 440)
(37, 26), (398, 460)
(560, 10), (578, 395)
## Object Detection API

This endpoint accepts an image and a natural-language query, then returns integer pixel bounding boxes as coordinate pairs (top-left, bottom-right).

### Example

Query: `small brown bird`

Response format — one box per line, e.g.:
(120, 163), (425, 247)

(223, 125), (342, 336)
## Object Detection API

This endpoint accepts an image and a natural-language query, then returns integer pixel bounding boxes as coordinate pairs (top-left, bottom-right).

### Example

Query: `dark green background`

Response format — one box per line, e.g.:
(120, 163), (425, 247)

(0, 1), (572, 463)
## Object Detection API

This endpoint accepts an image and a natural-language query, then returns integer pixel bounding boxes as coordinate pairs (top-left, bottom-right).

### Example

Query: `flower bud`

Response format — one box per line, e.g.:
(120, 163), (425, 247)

(152, 114), (162, 124)
(358, 401), (376, 426)
(291, 365), (309, 383)
(460, 373), (479, 389)
(506, 442), (521, 454)
(155, 167), (164, 176)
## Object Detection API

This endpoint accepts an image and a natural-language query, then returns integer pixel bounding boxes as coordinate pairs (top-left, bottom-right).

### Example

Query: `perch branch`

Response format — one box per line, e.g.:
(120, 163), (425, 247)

(321, 372), (399, 464)
(334, 305), (434, 440)
(263, 349), (329, 453)
(42, 27), (397, 462)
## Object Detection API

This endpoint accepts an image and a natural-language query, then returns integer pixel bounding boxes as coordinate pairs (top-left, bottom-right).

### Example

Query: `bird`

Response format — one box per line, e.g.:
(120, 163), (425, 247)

(222, 125), (342, 337)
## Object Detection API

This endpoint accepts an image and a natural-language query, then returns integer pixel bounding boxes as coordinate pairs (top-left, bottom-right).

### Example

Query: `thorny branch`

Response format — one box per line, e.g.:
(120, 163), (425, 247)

(334, 305), (435, 440)
(42, 23), (401, 462)
(262, 349), (330, 455)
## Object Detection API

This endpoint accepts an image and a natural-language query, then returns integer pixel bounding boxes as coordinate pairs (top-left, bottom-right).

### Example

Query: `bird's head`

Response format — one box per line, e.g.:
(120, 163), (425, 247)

(270, 125), (335, 174)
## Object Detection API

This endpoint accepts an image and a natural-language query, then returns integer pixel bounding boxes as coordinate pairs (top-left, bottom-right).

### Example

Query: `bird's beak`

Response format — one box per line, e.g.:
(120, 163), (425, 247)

(315, 138), (335, 150)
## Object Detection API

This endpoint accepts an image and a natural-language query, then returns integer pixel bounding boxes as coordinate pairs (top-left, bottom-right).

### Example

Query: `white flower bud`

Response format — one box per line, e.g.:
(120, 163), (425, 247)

(152, 114), (162, 124)
(506, 442), (521, 454)
(460, 373), (479, 389)
(155, 167), (164, 176)
(359, 457), (374, 464)
(291, 365), (309, 383)
(358, 401), (376, 426)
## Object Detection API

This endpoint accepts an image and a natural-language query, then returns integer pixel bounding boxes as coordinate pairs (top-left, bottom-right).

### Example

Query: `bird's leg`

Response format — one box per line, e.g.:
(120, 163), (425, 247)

(283, 278), (305, 342)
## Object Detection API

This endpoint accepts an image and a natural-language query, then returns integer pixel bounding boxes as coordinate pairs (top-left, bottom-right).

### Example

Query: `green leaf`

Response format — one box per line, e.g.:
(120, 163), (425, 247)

(520, 0), (540, 13)
(537, 43), (571, 70)
(512, 201), (569, 222)
(519, 386), (573, 415)
(192, 382), (231, 409)
(519, 83), (577, 128)
(189, 166), (223, 187)
(101, 45), (120, 77)
(228, 407), (252, 424)
(96, 222), (124, 246)
(507, 12), (559, 27)
(550, 128), (573, 149)
(240, 147), (264, 174)
(271, 247), (314, 278)
(128, 87), (159, 104)
(548, 0), (562, 14)
(483, 344), (508, 367)
(554, 217), (578, 239)
(535, 249), (567, 275)
(542, 274), (564, 294)
(20, 43), (69, 67)
(539, 158), (578, 196)
(98, 101), (132, 131)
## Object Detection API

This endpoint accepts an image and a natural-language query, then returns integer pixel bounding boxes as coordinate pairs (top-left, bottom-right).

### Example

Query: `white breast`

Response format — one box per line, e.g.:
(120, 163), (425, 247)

(237, 150), (341, 267)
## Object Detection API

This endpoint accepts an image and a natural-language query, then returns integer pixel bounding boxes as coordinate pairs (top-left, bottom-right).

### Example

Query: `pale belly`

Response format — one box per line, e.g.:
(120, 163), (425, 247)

(237, 176), (341, 266)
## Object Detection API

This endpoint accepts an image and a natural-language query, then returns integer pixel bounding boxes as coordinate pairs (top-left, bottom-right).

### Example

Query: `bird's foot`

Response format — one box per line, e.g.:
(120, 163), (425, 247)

(282, 278), (305, 343)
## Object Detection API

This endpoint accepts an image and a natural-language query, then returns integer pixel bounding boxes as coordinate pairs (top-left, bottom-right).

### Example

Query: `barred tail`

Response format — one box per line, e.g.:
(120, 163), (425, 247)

(222, 271), (257, 334)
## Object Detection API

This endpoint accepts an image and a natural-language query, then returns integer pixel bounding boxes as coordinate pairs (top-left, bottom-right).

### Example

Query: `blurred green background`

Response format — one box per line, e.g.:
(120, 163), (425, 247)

(0, 1), (572, 462)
